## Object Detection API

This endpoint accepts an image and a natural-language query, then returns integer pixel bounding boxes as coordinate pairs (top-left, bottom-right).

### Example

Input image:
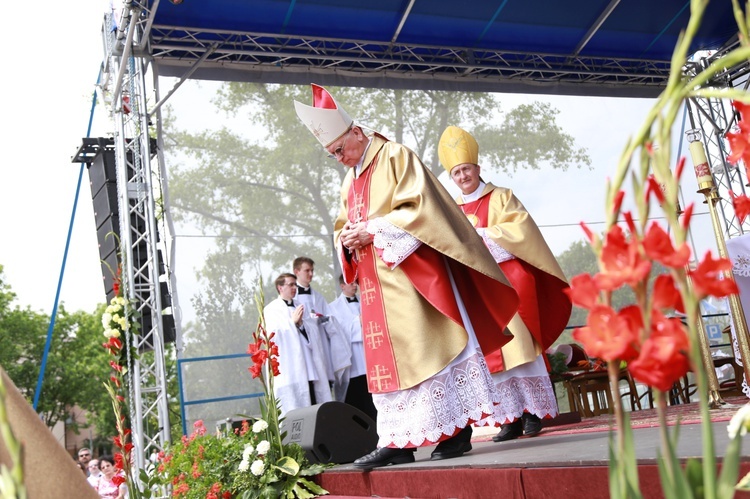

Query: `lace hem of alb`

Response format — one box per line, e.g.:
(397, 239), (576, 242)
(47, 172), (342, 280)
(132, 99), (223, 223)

(367, 217), (421, 267)
(477, 228), (514, 263)
(372, 349), (502, 448)
(488, 375), (558, 424)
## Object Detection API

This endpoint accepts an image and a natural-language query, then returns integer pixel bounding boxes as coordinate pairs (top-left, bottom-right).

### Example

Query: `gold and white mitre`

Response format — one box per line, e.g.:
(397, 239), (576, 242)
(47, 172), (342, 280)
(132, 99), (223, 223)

(293, 84), (353, 148)
(438, 125), (479, 173)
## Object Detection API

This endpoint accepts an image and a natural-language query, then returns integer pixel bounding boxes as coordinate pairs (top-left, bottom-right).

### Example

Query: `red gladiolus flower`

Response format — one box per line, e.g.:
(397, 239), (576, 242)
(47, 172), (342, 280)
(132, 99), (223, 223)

(628, 311), (691, 392)
(270, 356), (281, 377)
(623, 211), (637, 235)
(612, 190), (625, 216)
(688, 251), (739, 299)
(646, 175), (666, 205)
(730, 191), (750, 225)
(681, 202), (694, 230)
(675, 156), (686, 182)
(565, 273), (599, 310)
(653, 274), (684, 313)
(114, 452), (125, 469)
(726, 101), (750, 170)
(580, 221), (596, 244)
(594, 225), (651, 290)
(112, 475), (127, 486)
(249, 363), (262, 379)
(572, 304), (642, 362)
(642, 222), (691, 268)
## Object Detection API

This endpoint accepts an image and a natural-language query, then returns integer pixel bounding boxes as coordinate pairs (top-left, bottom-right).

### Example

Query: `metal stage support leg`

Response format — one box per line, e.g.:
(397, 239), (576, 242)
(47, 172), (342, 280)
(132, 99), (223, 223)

(100, 4), (173, 486)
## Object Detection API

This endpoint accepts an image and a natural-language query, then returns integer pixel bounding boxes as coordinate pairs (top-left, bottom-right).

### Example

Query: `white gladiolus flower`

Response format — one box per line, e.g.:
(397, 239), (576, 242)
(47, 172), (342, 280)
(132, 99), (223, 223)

(250, 459), (265, 476)
(727, 403), (750, 438)
(256, 440), (270, 455)
(253, 420), (268, 433)
(238, 459), (249, 472)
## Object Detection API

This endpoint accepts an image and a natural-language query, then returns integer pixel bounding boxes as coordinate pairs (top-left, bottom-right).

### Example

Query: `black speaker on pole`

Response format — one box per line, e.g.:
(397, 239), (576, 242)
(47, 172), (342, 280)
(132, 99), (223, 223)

(283, 401), (377, 464)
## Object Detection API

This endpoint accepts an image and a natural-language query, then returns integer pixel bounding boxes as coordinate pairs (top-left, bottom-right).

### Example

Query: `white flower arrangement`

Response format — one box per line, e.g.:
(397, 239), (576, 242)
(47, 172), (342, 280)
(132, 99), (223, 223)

(252, 419), (268, 433)
(102, 295), (132, 339)
(256, 440), (270, 455)
(250, 460), (265, 476)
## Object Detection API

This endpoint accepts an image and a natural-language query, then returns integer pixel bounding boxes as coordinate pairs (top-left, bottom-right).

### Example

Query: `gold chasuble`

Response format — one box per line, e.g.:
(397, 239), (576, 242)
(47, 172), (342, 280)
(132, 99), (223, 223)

(456, 183), (572, 373)
(334, 135), (519, 393)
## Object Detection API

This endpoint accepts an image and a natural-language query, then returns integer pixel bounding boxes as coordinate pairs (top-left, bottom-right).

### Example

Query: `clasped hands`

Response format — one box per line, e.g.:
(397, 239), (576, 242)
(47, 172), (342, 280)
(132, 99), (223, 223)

(340, 221), (373, 251)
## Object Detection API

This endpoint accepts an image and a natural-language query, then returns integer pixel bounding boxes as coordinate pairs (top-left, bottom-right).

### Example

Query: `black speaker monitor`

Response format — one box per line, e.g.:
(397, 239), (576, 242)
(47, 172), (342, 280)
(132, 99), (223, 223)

(283, 401), (377, 464)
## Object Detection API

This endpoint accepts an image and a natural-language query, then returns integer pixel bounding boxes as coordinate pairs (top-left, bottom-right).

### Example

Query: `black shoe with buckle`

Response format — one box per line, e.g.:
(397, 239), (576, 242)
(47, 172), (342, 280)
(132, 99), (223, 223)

(492, 419), (523, 442)
(522, 413), (542, 437)
(353, 447), (416, 470)
(430, 426), (473, 461)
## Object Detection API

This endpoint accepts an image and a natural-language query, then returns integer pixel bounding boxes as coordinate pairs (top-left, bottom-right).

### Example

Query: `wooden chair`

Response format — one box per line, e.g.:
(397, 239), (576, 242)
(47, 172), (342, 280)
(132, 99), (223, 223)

(563, 368), (643, 417)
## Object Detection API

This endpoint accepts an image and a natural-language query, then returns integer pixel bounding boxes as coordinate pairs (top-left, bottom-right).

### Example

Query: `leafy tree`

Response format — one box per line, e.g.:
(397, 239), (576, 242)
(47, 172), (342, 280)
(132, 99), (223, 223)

(0, 266), (111, 431)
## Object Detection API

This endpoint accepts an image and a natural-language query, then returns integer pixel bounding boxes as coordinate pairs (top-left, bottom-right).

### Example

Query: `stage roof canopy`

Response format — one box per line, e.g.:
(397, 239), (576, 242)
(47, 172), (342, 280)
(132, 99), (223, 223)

(145, 0), (740, 97)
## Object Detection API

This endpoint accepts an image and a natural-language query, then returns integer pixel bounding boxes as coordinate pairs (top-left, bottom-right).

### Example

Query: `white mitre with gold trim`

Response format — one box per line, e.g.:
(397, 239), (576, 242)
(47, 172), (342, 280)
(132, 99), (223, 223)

(294, 84), (353, 148)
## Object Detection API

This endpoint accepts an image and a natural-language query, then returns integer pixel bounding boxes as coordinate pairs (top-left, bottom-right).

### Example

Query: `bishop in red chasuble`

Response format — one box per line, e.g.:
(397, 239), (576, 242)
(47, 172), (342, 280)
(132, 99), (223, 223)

(439, 125), (572, 443)
(295, 85), (519, 468)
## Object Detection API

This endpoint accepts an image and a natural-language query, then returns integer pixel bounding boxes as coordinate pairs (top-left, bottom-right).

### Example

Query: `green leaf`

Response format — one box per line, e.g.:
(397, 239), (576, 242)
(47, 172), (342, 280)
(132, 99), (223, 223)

(297, 476), (329, 495)
(275, 456), (301, 476)
(684, 458), (704, 499)
(717, 433), (742, 498)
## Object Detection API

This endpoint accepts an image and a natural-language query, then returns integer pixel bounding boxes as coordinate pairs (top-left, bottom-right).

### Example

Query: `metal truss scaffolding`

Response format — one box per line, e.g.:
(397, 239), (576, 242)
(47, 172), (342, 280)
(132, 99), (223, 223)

(100, 4), (172, 476)
(149, 25), (673, 97)
(684, 43), (750, 238)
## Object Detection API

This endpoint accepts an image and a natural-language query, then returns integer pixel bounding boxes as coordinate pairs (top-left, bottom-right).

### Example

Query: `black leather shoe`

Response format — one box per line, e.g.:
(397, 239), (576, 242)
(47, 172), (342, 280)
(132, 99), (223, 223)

(492, 419), (522, 442)
(353, 447), (415, 470)
(430, 426), (473, 461)
(522, 413), (542, 437)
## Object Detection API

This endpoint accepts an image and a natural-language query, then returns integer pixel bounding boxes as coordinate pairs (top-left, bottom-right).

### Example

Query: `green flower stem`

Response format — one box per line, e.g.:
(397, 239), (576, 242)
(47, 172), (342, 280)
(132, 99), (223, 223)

(608, 362), (626, 488)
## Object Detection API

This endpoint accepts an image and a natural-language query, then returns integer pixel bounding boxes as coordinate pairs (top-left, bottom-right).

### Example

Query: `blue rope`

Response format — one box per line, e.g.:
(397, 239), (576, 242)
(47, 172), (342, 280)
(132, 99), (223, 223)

(33, 66), (103, 411)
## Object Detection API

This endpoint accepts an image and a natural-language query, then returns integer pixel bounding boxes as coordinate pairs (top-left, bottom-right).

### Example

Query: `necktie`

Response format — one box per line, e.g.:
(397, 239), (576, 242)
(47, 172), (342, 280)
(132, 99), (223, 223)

(297, 286), (311, 295)
(346, 296), (358, 303)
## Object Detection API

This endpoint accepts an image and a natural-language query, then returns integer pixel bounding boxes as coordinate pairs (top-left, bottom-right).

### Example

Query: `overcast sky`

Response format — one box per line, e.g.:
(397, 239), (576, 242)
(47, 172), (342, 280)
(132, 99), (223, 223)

(0, 2), (723, 324)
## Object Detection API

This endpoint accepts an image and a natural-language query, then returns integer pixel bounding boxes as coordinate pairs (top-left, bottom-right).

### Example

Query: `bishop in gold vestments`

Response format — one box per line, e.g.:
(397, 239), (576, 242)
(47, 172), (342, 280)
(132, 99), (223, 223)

(295, 86), (519, 466)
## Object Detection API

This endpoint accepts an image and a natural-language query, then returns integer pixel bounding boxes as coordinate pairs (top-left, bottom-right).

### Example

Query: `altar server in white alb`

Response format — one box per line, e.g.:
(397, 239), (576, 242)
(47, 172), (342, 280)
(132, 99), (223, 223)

(264, 273), (332, 415)
(292, 256), (352, 398)
(328, 274), (377, 422)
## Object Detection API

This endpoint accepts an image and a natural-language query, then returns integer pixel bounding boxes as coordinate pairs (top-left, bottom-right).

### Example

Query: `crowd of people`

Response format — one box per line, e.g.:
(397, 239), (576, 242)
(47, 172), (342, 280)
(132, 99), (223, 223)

(75, 447), (127, 498)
